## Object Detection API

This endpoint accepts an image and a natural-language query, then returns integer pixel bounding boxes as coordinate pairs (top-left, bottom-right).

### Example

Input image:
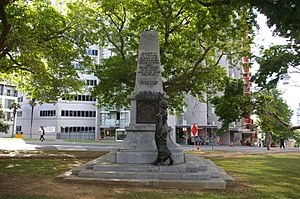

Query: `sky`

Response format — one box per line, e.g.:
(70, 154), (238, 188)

(252, 13), (300, 125)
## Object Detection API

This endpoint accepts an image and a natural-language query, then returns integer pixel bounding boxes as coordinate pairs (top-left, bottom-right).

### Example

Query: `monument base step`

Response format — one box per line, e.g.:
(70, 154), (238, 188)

(60, 176), (227, 189)
(58, 153), (234, 190)
(112, 151), (184, 164)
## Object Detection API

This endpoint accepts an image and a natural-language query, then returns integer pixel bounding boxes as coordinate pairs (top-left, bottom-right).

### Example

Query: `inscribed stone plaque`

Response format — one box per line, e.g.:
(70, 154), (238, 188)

(136, 100), (159, 123)
(134, 31), (163, 93)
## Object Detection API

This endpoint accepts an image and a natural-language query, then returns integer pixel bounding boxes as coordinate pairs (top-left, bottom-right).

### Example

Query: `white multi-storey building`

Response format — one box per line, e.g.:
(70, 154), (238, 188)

(172, 56), (248, 146)
(277, 72), (300, 126)
(16, 46), (127, 139)
(0, 81), (18, 137)
(16, 47), (248, 146)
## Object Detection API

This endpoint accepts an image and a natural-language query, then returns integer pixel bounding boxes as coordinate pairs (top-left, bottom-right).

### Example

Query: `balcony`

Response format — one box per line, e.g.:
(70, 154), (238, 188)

(100, 119), (129, 127)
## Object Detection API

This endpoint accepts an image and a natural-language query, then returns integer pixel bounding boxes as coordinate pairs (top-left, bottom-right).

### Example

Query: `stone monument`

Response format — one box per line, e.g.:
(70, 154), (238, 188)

(59, 31), (234, 189)
(111, 30), (184, 165)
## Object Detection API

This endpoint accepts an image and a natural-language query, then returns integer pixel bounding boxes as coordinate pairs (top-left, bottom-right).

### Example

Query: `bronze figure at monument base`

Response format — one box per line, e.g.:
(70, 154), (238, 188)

(153, 99), (174, 166)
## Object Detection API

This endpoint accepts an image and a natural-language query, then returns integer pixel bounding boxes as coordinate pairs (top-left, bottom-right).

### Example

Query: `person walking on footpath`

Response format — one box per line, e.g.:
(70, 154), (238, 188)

(280, 137), (285, 149)
(39, 126), (45, 142)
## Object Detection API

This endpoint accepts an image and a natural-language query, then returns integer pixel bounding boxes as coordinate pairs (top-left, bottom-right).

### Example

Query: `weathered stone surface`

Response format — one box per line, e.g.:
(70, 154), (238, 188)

(58, 31), (235, 190)
(60, 153), (233, 189)
(114, 124), (184, 164)
(133, 31), (164, 94)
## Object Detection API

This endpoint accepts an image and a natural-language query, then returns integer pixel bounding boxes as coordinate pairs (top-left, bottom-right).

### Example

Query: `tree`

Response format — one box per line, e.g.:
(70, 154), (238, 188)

(92, 0), (254, 110)
(0, 0), (97, 103)
(28, 99), (36, 139)
(0, 104), (9, 133)
(211, 78), (253, 131)
(212, 86), (294, 150)
(254, 89), (293, 150)
(251, 0), (300, 88)
(9, 101), (20, 138)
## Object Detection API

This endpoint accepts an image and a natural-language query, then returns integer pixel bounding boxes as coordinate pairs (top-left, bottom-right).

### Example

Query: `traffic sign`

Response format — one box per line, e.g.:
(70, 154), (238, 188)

(191, 124), (198, 136)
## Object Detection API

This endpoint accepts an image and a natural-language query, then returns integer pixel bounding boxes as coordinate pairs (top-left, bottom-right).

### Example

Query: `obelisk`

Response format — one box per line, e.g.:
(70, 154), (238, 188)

(112, 31), (184, 164)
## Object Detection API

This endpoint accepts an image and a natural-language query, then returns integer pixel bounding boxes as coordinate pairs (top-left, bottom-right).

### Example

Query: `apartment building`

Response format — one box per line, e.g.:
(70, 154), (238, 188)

(173, 56), (253, 146)
(0, 81), (18, 137)
(278, 72), (300, 126)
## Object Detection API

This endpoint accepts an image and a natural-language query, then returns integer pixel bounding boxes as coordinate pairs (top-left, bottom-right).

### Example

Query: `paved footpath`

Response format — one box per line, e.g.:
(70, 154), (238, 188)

(0, 138), (119, 151)
(1, 138), (299, 154)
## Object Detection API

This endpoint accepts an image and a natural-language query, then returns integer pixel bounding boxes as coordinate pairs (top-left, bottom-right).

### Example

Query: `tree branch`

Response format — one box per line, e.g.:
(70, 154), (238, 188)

(197, 0), (231, 7)
(0, 0), (11, 58)
(192, 43), (214, 75)
(1, 52), (33, 73)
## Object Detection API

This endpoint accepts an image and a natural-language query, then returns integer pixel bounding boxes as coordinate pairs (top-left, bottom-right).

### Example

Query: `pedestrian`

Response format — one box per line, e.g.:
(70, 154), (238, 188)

(39, 126), (45, 142)
(280, 138), (285, 149)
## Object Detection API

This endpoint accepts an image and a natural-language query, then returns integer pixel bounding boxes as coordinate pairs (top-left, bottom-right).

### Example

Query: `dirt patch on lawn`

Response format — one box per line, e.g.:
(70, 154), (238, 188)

(0, 172), (205, 199)
(0, 173), (130, 199)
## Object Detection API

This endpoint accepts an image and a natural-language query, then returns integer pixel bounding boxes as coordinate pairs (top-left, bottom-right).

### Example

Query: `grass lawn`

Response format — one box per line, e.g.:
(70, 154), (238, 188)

(0, 151), (299, 199)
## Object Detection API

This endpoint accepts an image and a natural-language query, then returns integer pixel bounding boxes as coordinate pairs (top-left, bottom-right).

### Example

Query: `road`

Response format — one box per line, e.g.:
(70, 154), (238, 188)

(0, 138), (299, 152)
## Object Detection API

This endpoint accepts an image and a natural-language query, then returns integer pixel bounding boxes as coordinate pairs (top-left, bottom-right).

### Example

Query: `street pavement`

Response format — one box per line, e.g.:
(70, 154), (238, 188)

(0, 138), (299, 152)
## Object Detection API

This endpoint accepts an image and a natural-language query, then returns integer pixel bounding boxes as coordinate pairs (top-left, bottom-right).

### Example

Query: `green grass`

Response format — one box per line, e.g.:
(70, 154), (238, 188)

(0, 152), (299, 199)
(0, 158), (75, 176)
(120, 153), (300, 199)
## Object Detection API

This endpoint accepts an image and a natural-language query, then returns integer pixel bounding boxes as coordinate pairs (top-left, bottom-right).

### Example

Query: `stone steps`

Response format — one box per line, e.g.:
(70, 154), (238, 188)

(92, 163), (207, 172)
(59, 153), (235, 190)
(78, 170), (212, 181)
(62, 175), (226, 189)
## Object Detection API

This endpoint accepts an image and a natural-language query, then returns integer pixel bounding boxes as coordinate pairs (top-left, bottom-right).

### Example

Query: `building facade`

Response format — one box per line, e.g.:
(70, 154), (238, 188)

(173, 56), (253, 146)
(0, 81), (18, 137)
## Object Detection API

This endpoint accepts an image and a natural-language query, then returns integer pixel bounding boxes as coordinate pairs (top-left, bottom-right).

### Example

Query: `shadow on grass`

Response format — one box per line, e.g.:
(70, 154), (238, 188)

(0, 152), (299, 199)
(0, 195), (48, 199)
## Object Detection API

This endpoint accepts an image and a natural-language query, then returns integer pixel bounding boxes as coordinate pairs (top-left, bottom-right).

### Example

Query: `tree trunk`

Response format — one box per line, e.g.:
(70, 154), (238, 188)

(29, 106), (34, 139)
(265, 132), (270, 150)
(11, 111), (16, 138)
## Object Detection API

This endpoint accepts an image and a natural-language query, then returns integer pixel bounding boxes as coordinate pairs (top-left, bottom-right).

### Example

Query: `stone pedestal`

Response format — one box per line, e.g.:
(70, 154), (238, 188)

(58, 153), (235, 189)
(111, 124), (184, 164)
(58, 31), (234, 189)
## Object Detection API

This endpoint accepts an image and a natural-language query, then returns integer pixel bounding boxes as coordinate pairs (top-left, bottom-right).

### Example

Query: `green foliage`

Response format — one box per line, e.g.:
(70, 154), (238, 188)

(254, 89), (293, 140)
(211, 78), (253, 131)
(252, 0), (300, 42)
(211, 84), (293, 139)
(252, 0), (300, 88)
(253, 44), (300, 88)
(0, 104), (9, 133)
(0, 0), (96, 103)
(0, 122), (9, 133)
(91, 0), (253, 110)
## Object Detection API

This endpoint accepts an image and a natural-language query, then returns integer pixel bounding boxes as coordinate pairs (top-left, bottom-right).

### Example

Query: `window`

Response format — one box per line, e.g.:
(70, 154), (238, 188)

(87, 49), (98, 56)
(61, 126), (95, 133)
(14, 90), (18, 97)
(297, 108), (300, 116)
(17, 111), (22, 117)
(4, 99), (14, 108)
(86, 80), (97, 86)
(18, 97), (23, 102)
(40, 110), (56, 117)
(0, 85), (3, 95)
(61, 110), (96, 117)
(16, 126), (22, 132)
(6, 89), (11, 96)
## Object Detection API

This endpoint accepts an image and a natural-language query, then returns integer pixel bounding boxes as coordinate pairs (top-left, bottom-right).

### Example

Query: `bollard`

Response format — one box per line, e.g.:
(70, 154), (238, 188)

(196, 142), (200, 151)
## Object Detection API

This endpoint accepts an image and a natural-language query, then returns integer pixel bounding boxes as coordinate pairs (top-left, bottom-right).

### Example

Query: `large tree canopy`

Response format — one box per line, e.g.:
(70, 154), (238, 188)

(251, 0), (300, 88)
(0, 0), (96, 103)
(92, 0), (254, 110)
(1, 0), (298, 108)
